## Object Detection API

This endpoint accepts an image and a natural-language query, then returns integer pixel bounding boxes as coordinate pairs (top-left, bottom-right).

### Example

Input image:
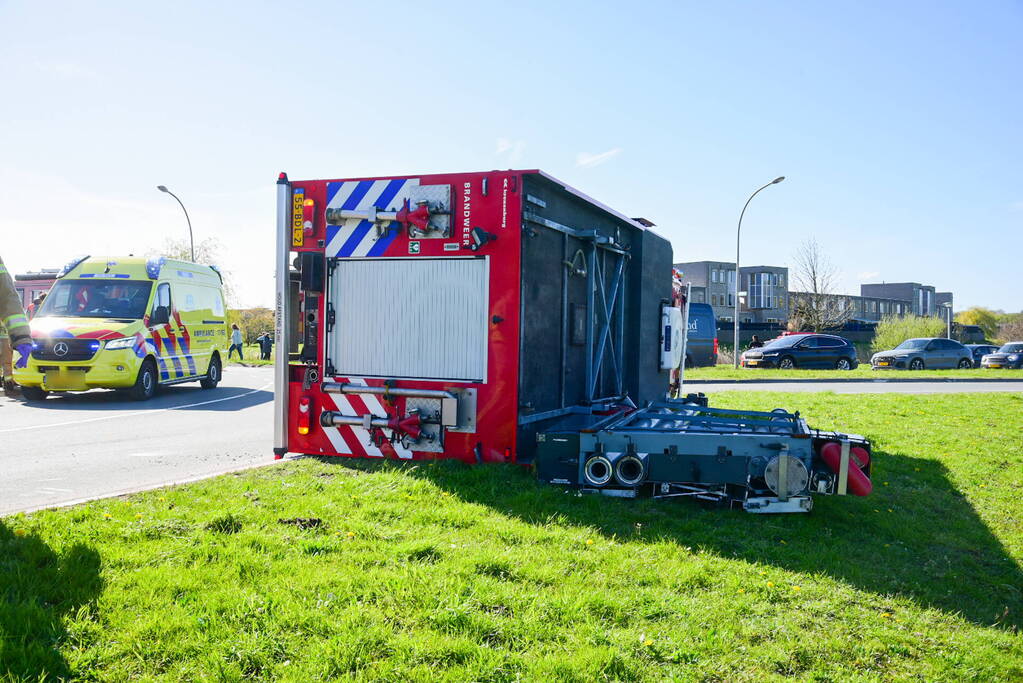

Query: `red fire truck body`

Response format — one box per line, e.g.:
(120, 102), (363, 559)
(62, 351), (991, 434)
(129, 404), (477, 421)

(274, 169), (671, 465)
(272, 170), (874, 513)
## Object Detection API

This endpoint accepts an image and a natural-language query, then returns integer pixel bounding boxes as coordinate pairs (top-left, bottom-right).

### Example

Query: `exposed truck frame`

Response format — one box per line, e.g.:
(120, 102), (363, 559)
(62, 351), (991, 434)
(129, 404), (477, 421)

(272, 169), (872, 513)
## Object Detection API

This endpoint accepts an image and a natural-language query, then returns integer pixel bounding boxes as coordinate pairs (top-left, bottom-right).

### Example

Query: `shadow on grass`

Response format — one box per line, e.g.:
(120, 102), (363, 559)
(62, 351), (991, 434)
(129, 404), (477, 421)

(0, 522), (103, 679)
(323, 451), (1022, 631)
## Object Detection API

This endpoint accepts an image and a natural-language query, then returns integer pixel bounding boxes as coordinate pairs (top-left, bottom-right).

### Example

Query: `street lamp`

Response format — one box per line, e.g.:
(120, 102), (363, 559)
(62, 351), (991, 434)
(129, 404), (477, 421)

(733, 176), (785, 368)
(942, 302), (953, 339)
(157, 185), (195, 262)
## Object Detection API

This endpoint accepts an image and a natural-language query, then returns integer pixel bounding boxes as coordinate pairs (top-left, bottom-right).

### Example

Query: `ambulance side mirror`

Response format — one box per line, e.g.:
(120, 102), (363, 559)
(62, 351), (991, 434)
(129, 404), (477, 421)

(151, 305), (170, 326)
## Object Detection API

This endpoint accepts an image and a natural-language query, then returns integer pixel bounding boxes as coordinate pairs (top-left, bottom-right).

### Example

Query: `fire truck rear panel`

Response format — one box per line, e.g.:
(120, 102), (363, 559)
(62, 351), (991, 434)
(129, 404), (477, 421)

(279, 170), (670, 464)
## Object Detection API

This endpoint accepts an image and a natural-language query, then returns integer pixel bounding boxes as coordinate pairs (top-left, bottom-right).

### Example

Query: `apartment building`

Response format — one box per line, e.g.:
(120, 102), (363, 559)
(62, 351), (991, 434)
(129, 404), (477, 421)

(674, 261), (788, 323)
(860, 282), (939, 316)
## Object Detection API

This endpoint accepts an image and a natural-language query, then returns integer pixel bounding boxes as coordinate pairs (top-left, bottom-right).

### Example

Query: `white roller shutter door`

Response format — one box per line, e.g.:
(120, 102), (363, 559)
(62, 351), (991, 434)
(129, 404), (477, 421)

(330, 257), (488, 382)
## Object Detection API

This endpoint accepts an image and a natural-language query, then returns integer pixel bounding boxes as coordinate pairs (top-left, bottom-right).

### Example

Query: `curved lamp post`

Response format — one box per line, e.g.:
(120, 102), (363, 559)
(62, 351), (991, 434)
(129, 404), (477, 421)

(157, 185), (195, 262)
(733, 176), (785, 368)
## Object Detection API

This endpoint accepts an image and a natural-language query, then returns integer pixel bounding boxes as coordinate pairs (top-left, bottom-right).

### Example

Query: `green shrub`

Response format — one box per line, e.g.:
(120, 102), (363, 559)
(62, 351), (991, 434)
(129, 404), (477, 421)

(872, 315), (945, 353)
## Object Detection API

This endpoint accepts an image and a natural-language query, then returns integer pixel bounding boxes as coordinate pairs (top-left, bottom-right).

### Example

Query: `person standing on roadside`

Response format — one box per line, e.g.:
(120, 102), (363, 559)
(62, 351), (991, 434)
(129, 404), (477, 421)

(228, 323), (244, 360)
(0, 256), (33, 396)
(259, 331), (273, 360)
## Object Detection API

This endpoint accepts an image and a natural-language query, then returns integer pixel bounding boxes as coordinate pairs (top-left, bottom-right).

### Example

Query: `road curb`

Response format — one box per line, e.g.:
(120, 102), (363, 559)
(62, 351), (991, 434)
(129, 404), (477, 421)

(681, 377), (1021, 385)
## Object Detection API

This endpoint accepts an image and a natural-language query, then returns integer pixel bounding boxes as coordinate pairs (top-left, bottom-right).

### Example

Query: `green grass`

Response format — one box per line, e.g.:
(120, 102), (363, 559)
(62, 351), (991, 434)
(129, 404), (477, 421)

(226, 343), (274, 367)
(2, 393), (1022, 681)
(684, 364), (1022, 380)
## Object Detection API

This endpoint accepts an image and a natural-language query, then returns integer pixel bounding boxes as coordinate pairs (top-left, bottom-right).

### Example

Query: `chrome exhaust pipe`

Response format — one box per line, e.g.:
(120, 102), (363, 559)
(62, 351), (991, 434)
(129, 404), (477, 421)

(614, 453), (647, 487)
(583, 454), (613, 487)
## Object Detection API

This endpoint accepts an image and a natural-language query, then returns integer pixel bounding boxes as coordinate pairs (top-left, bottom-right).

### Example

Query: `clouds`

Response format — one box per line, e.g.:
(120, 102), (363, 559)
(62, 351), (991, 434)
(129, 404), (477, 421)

(576, 147), (622, 168)
(495, 138), (525, 164)
(34, 60), (100, 80)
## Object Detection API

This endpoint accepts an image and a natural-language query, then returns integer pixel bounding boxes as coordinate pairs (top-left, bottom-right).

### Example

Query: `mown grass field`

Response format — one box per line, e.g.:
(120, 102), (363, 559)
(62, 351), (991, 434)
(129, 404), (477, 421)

(226, 343), (274, 367)
(684, 364), (1022, 381)
(2, 392), (1021, 681)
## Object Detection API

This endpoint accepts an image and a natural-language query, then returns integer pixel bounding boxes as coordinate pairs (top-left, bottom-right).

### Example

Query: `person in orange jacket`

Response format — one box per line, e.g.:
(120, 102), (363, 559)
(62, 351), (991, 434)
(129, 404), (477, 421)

(1, 256), (32, 395)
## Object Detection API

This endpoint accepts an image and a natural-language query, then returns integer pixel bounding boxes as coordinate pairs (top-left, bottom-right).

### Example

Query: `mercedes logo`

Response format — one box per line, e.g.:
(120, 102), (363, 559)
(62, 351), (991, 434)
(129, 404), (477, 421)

(53, 342), (70, 357)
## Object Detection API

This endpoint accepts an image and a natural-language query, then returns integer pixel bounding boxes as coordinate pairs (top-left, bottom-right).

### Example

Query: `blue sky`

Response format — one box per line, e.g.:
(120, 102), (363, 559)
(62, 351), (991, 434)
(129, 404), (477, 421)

(1, 1), (1019, 310)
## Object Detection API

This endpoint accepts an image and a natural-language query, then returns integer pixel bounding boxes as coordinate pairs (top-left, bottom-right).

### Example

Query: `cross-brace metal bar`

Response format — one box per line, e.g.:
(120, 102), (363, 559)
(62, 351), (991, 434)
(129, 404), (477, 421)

(591, 249), (625, 401)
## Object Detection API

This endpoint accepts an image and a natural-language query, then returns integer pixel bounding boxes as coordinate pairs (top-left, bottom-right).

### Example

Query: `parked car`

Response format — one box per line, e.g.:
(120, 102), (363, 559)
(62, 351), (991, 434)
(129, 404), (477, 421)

(871, 338), (973, 370)
(965, 344), (1000, 368)
(741, 333), (858, 370)
(980, 342), (1023, 369)
(682, 302), (717, 367)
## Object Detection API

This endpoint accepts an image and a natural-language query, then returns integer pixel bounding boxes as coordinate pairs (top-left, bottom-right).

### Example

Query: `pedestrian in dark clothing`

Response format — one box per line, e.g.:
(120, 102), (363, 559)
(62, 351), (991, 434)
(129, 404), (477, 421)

(257, 332), (273, 360)
(748, 335), (764, 349)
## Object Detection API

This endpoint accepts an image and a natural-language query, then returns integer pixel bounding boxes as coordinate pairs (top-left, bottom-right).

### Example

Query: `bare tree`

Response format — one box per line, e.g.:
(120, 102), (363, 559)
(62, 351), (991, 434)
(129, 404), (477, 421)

(147, 237), (237, 307)
(789, 238), (851, 332)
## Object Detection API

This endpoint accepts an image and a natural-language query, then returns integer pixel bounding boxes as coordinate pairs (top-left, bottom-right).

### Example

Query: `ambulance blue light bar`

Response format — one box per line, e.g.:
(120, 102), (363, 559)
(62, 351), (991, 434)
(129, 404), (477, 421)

(58, 255), (90, 278)
(146, 257), (166, 279)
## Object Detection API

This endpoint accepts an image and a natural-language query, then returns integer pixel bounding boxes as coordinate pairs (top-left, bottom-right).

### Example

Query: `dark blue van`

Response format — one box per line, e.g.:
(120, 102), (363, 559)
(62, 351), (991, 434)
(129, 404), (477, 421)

(683, 303), (717, 367)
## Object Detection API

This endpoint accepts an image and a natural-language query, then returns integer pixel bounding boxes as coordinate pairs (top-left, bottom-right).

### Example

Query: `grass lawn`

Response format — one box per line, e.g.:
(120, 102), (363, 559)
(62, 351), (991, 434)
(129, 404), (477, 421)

(2, 393), (1022, 680)
(226, 343), (274, 367)
(684, 364), (1023, 381)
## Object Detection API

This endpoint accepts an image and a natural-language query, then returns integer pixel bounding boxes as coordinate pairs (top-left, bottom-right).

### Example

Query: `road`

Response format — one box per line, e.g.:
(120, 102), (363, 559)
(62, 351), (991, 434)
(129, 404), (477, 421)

(0, 366), (275, 516)
(685, 381), (1023, 394)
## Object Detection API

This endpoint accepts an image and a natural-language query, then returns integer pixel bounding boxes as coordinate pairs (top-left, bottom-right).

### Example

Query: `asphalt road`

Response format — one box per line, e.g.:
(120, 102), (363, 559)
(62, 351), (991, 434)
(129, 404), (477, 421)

(685, 381), (1023, 394)
(0, 366), (275, 516)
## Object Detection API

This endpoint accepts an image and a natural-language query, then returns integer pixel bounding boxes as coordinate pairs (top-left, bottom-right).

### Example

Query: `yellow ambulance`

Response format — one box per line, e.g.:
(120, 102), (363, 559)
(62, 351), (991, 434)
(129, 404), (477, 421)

(14, 256), (229, 401)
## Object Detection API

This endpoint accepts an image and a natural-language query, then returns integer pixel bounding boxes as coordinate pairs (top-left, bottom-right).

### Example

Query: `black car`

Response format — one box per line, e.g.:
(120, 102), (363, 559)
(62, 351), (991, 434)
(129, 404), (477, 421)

(965, 344), (999, 368)
(741, 333), (858, 370)
(682, 303), (717, 367)
(981, 342), (1023, 369)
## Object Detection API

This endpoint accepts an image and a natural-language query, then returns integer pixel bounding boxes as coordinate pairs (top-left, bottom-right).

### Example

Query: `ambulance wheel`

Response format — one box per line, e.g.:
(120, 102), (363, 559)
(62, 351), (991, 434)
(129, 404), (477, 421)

(200, 355), (221, 389)
(130, 359), (158, 401)
(22, 386), (49, 402)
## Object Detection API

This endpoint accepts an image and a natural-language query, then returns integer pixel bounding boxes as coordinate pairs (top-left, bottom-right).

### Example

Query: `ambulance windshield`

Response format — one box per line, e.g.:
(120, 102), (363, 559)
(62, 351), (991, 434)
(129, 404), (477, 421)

(38, 280), (154, 320)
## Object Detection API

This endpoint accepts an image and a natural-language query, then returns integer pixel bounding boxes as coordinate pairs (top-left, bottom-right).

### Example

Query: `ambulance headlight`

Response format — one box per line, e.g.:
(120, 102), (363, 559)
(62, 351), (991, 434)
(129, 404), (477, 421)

(105, 337), (136, 350)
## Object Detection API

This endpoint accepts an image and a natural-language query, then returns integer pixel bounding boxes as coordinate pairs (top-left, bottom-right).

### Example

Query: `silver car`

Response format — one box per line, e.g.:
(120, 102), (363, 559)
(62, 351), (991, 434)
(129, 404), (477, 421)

(871, 337), (973, 370)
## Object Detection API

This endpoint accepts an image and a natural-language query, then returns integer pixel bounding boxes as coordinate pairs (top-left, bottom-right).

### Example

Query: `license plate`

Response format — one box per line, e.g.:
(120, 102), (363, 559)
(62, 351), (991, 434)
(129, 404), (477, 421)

(747, 361), (758, 366)
(988, 364), (1002, 368)
(44, 370), (88, 391)
(878, 361), (890, 366)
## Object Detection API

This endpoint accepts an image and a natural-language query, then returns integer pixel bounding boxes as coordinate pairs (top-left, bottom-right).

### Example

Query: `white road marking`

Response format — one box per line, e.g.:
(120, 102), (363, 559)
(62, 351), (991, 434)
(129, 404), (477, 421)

(37, 487), (73, 493)
(0, 381), (273, 434)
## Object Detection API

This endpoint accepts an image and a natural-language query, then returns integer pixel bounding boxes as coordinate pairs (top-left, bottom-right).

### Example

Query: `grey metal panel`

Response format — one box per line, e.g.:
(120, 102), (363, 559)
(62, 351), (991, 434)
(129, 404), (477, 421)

(330, 257), (488, 382)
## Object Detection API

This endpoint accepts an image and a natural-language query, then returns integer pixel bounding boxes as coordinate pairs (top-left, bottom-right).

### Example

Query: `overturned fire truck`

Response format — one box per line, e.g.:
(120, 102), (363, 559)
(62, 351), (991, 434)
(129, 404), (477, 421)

(273, 169), (872, 513)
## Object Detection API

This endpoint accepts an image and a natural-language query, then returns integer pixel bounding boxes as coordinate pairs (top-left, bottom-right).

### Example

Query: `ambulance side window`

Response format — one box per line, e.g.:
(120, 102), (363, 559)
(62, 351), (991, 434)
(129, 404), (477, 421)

(151, 283), (172, 325)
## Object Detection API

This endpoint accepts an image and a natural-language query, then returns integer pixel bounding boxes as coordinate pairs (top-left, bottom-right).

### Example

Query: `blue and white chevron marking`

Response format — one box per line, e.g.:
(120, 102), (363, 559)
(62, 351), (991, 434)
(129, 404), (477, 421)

(324, 178), (420, 258)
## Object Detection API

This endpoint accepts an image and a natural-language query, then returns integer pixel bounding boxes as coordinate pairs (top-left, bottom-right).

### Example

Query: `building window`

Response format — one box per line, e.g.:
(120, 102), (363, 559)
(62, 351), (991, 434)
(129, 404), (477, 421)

(711, 294), (717, 306)
(728, 270), (735, 286)
(728, 293), (734, 306)
(711, 269), (718, 283)
(747, 272), (775, 309)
